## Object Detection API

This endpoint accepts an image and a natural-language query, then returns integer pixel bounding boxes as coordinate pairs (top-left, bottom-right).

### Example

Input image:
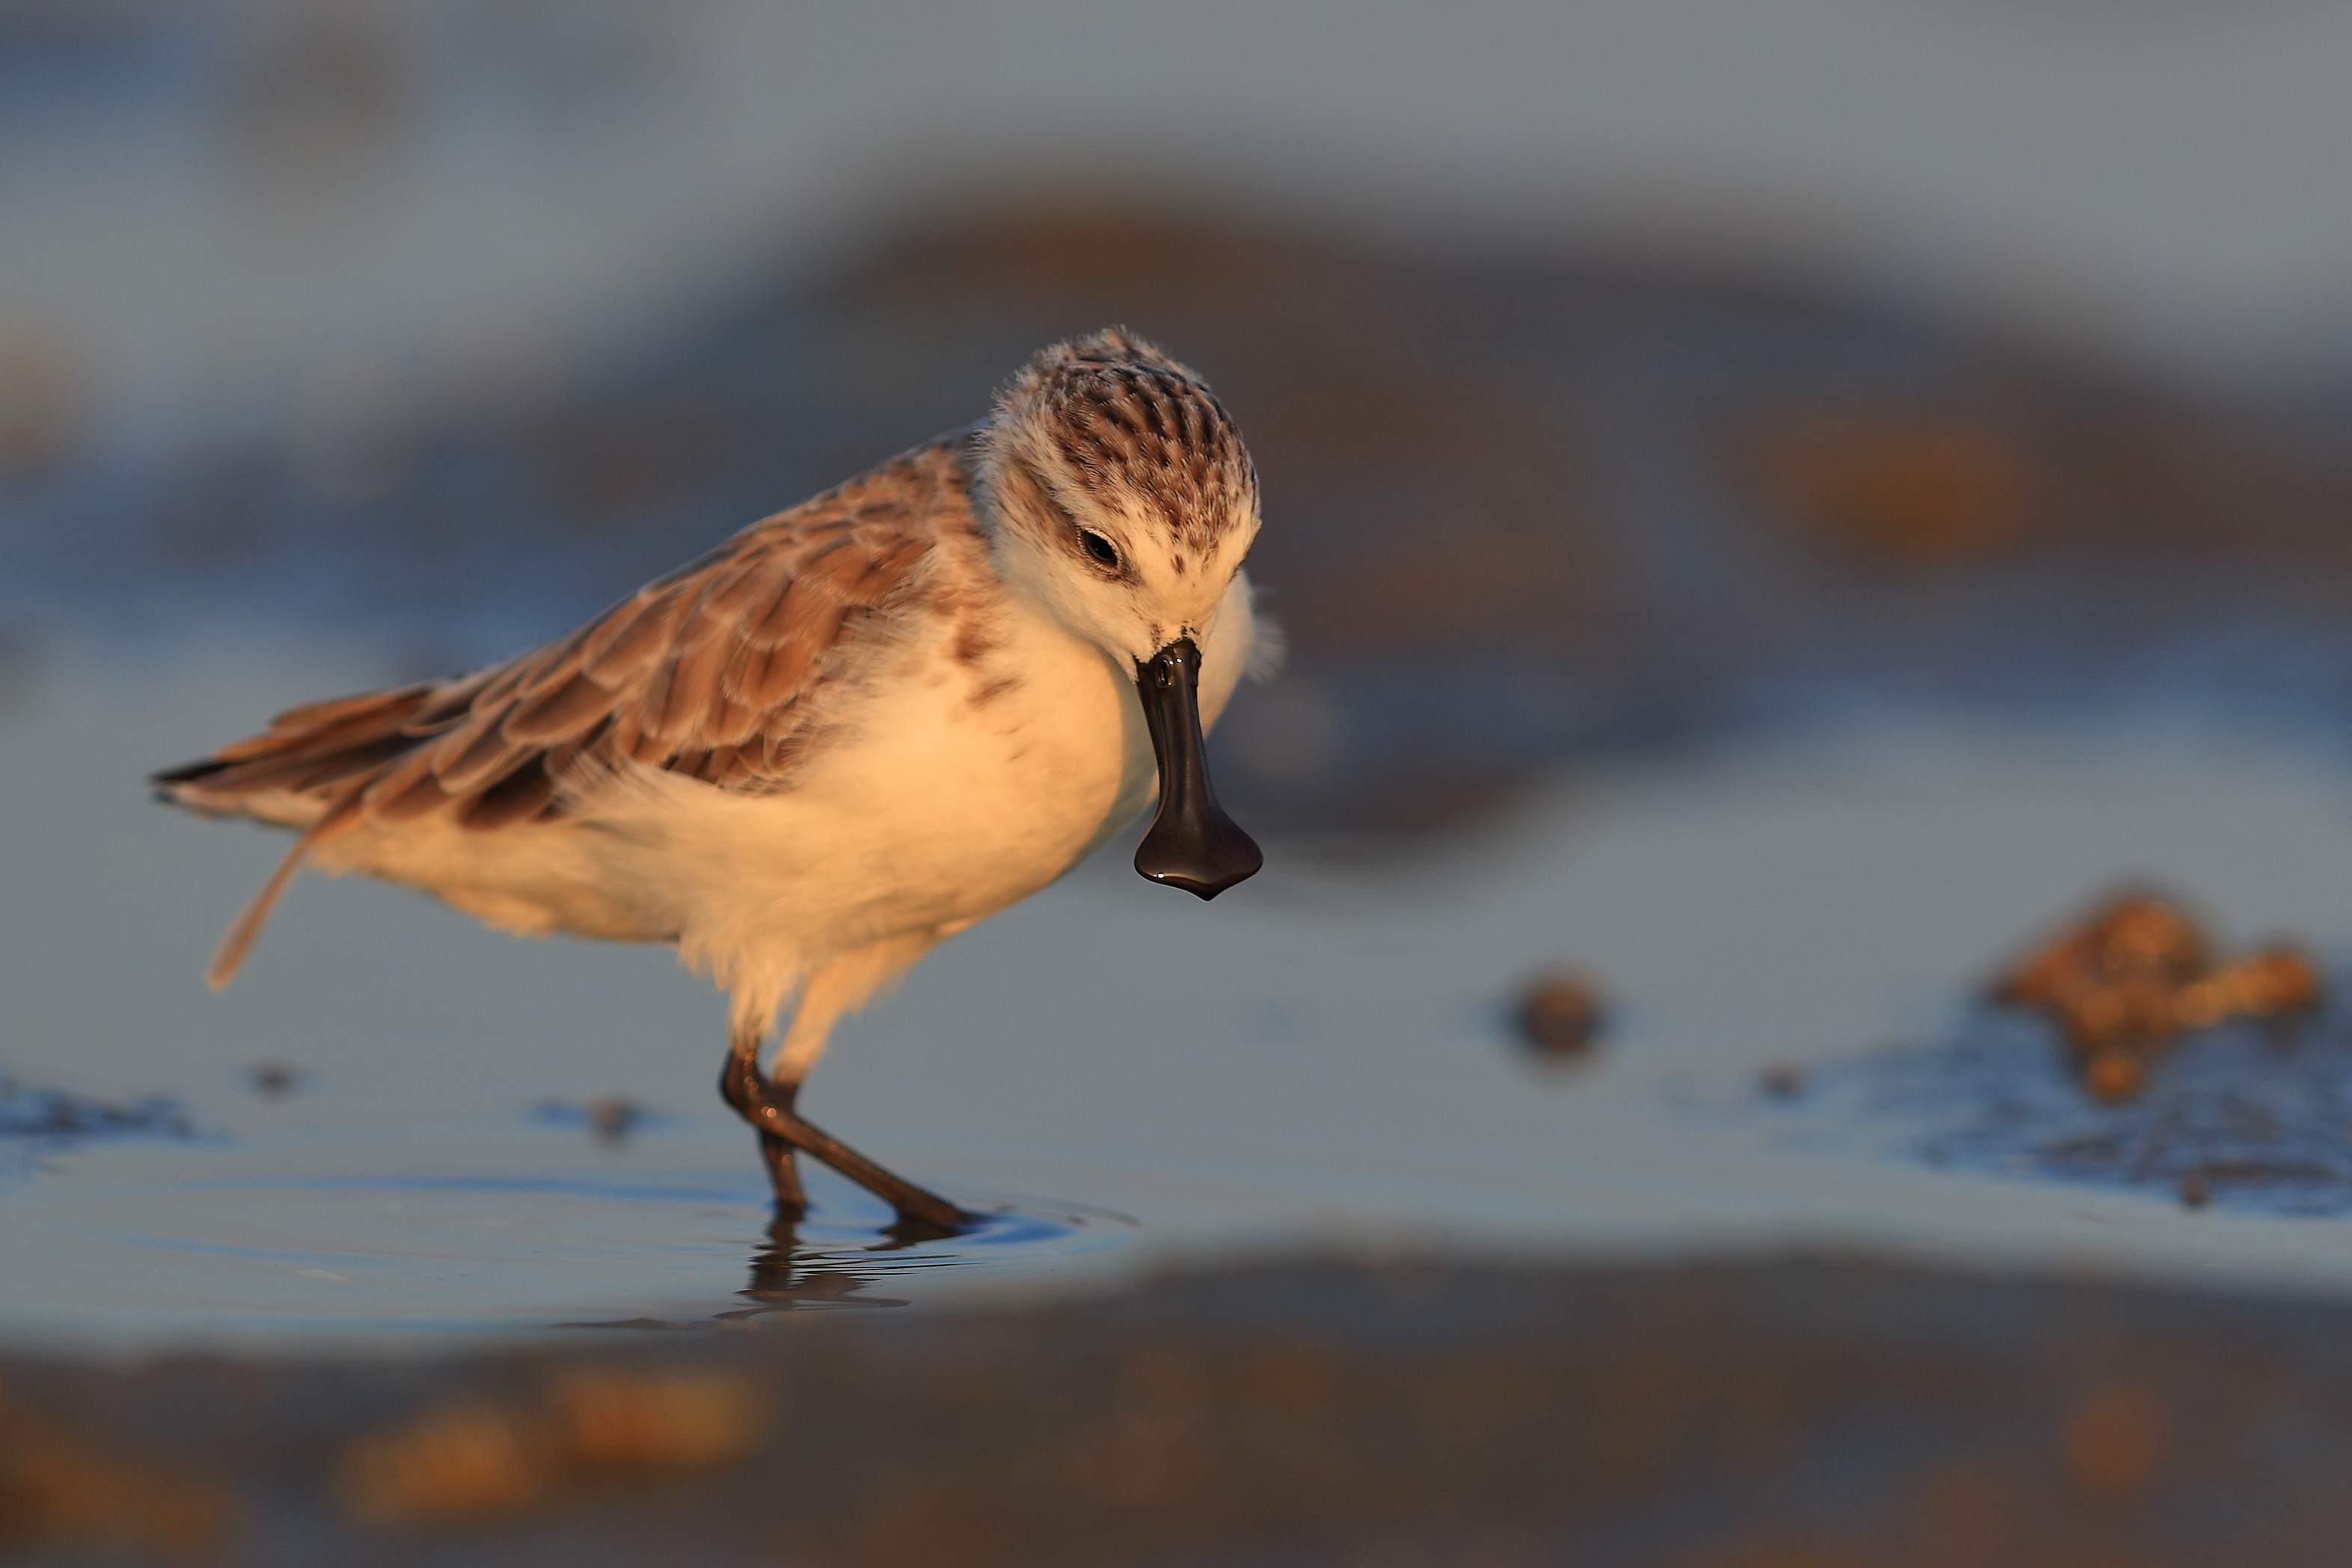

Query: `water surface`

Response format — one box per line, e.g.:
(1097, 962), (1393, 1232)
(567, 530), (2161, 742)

(10, 631), (2352, 1347)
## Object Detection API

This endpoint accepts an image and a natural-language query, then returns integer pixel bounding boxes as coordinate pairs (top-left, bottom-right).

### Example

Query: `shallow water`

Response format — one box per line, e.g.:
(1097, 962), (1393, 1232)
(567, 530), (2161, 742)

(12, 629), (2352, 1348)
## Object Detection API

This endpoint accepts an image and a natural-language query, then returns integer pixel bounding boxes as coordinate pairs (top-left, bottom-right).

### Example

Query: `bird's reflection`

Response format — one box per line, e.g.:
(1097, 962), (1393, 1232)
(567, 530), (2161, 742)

(713, 1209), (928, 1320)
(554, 1199), (1091, 1334)
(557, 1208), (952, 1329)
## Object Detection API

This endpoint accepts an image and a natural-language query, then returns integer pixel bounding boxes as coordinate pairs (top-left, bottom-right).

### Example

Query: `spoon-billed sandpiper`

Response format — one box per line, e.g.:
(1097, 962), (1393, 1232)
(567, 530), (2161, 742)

(153, 329), (1269, 1230)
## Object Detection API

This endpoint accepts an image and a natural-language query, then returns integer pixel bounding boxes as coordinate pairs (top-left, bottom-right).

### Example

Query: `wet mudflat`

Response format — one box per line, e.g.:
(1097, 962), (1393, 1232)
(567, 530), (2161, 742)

(13, 1255), (2352, 1567)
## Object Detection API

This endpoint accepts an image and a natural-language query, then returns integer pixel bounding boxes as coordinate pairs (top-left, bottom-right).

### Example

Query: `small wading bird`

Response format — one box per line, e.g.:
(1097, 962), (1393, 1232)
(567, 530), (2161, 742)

(153, 330), (1268, 1231)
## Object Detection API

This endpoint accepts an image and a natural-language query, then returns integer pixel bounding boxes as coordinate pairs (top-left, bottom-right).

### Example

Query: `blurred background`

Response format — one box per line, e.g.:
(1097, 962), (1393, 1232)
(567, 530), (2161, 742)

(13, 0), (2352, 1344)
(9, 0), (2352, 819)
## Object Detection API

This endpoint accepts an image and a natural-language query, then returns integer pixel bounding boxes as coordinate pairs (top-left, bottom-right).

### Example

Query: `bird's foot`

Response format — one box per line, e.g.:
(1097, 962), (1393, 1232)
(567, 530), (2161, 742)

(717, 1052), (971, 1231)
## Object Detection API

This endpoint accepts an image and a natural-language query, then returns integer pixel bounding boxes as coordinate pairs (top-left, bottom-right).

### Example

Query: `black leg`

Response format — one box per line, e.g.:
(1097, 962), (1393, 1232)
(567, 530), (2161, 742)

(755, 1085), (806, 1214)
(717, 1050), (970, 1231)
(759, 1132), (806, 1211)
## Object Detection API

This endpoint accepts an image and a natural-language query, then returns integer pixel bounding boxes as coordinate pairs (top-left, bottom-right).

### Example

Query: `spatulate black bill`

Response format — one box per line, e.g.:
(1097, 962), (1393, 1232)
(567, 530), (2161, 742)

(1133, 637), (1262, 899)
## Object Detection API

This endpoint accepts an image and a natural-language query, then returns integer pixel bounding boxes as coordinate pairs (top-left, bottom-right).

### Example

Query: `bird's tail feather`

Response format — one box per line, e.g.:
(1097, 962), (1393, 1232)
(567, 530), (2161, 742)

(205, 787), (367, 989)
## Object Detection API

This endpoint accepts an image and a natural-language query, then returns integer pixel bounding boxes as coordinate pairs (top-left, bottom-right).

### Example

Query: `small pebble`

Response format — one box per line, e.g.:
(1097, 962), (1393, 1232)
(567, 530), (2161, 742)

(1513, 973), (1605, 1059)
(587, 1097), (642, 1145)
(2178, 1173), (2211, 1209)
(1758, 1062), (1805, 1100)
(250, 1061), (301, 1099)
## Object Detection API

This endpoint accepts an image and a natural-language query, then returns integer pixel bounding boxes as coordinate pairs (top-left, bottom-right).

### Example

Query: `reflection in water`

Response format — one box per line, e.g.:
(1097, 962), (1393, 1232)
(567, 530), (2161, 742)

(563, 1201), (1139, 1329)
(732, 1213), (911, 1315)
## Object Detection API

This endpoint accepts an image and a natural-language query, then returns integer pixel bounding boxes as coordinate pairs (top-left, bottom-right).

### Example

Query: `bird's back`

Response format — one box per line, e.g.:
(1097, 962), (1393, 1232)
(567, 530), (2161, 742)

(153, 433), (980, 981)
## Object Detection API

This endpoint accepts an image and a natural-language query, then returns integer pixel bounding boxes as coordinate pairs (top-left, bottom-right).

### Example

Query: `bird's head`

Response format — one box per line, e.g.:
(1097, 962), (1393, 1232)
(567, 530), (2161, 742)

(979, 328), (1264, 899)
(981, 328), (1261, 667)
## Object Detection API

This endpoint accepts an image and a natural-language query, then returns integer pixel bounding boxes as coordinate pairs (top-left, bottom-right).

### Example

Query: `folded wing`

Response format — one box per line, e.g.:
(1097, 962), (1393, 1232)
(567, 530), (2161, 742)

(153, 438), (964, 984)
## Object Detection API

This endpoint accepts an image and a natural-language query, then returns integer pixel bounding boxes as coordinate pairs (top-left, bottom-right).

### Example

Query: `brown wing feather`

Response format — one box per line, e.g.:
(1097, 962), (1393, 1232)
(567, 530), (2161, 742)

(154, 435), (972, 836)
(152, 683), (440, 788)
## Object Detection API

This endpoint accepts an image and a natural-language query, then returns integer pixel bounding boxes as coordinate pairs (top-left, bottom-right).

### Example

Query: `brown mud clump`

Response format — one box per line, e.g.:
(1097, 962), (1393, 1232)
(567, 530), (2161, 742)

(1988, 889), (2324, 1101)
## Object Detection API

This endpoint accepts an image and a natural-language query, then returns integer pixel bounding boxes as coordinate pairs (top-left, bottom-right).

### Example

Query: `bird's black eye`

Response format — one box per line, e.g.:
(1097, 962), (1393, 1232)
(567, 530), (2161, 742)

(1079, 530), (1121, 569)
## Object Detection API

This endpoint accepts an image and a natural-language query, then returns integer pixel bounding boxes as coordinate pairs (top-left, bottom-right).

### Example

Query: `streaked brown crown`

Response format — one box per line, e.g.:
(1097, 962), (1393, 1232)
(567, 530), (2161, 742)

(981, 328), (1258, 560)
